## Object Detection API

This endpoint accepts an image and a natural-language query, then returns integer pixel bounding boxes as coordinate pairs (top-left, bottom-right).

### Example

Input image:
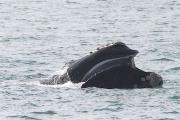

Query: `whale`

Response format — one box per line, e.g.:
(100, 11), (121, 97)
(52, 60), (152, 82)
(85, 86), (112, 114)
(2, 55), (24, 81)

(41, 42), (163, 89)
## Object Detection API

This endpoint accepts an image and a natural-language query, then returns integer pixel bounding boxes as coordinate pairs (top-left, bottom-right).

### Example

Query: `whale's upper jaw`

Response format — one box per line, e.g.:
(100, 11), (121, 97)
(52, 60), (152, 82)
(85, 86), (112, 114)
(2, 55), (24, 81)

(97, 42), (139, 58)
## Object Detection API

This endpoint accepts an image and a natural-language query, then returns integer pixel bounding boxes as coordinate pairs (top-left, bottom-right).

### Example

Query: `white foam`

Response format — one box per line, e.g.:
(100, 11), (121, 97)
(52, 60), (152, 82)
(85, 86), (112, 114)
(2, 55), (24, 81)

(61, 81), (84, 88)
(16, 67), (84, 89)
(35, 81), (83, 89)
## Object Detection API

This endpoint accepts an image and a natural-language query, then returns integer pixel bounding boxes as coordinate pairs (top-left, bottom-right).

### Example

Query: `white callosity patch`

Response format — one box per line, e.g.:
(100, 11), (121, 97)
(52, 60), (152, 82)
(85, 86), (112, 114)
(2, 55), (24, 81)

(148, 72), (163, 87)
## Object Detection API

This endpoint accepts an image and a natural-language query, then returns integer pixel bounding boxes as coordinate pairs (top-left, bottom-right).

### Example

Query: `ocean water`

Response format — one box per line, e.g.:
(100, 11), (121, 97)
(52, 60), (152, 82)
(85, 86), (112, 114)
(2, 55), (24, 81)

(0, 0), (180, 119)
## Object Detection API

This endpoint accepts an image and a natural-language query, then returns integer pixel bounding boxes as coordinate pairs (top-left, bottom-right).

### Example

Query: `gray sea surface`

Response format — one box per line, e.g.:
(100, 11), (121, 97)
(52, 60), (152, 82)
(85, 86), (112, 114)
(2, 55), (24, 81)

(0, 0), (180, 120)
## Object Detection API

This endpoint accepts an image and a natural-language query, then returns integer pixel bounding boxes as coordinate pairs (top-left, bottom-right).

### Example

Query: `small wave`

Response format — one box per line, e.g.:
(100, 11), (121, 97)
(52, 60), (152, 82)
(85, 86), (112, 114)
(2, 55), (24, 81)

(94, 107), (120, 112)
(167, 67), (180, 71)
(7, 115), (41, 120)
(31, 110), (56, 115)
(151, 58), (174, 62)
(169, 95), (180, 100)
(164, 111), (179, 114)
(25, 73), (47, 79)
(147, 48), (158, 53)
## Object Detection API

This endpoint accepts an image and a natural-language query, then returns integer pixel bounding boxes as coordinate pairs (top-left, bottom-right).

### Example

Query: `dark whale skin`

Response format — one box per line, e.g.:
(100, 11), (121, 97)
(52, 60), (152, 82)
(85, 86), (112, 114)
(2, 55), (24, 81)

(67, 42), (138, 83)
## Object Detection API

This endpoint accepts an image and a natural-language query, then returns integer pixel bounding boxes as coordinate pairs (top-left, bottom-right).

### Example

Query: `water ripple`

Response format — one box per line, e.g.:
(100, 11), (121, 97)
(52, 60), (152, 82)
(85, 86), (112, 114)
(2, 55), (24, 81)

(166, 67), (180, 72)
(169, 95), (180, 100)
(31, 110), (57, 115)
(151, 58), (175, 62)
(7, 115), (42, 120)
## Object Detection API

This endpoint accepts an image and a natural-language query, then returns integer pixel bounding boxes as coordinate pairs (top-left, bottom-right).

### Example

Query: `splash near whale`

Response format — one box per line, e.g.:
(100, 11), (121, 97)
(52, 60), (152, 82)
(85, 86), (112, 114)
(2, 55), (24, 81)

(41, 42), (163, 89)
